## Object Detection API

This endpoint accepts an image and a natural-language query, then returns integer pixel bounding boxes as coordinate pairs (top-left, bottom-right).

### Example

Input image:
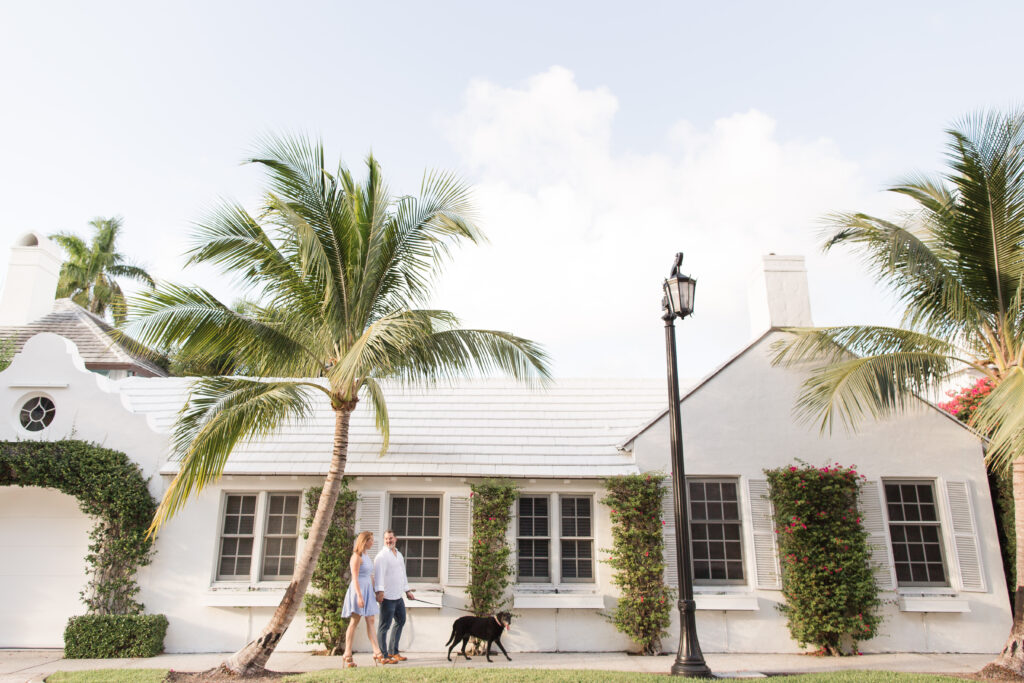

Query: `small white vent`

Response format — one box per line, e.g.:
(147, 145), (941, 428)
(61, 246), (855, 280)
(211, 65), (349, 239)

(446, 495), (472, 586)
(945, 481), (986, 592)
(747, 479), (781, 590)
(859, 482), (895, 591)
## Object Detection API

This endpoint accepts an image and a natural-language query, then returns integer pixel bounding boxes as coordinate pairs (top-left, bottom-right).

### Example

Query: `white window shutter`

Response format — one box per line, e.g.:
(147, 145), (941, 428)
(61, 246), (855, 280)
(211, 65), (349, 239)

(446, 495), (472, 586)
(858, 481), (896, 591)
(945, 480), (986, 592)
(354, 491), (386, 546)
(661, 480), (678, 588)
(746, 479), (781, 590)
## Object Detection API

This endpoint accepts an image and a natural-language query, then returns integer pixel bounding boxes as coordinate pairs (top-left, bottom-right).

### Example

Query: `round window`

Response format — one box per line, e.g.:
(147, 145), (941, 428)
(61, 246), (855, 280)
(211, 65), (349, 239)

(20, 396), (55, 432)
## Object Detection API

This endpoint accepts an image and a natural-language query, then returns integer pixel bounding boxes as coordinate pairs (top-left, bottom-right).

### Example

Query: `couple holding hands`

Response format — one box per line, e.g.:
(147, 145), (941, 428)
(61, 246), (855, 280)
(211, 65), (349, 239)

(340, 529), (415, 667)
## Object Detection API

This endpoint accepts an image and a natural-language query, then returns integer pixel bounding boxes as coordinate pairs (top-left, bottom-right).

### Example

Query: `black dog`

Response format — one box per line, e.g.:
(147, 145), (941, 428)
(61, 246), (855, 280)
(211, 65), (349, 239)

(445, 612), (513, 662)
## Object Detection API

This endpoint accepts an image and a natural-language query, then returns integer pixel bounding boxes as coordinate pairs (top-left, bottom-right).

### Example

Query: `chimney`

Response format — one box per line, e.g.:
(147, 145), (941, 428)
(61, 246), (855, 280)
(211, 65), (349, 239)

(748, 254), (813, 334)
(0, 233), (63, 326)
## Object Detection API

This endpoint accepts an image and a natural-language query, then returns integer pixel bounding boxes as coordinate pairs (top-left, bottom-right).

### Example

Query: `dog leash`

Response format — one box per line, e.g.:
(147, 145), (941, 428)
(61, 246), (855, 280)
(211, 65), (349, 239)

(407, 598), (476, 613)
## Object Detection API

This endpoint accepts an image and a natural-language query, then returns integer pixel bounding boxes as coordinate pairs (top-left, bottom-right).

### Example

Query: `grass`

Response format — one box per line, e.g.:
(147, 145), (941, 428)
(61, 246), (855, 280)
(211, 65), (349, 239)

(46, 671), (168, 683)
(44, 669), (969, 683)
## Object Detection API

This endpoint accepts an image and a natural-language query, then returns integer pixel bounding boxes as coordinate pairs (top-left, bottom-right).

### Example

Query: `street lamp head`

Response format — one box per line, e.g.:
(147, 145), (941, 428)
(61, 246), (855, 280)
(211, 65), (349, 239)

(663, 252), (696, 319)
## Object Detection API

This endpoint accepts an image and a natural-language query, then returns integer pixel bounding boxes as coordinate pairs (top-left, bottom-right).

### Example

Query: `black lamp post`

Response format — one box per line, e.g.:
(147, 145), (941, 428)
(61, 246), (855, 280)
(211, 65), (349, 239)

(662, 252), (712, 678)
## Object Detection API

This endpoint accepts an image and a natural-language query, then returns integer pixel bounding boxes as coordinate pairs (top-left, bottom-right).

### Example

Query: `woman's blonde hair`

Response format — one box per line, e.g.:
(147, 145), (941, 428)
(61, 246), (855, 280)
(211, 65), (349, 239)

(353, 531), (374, 555)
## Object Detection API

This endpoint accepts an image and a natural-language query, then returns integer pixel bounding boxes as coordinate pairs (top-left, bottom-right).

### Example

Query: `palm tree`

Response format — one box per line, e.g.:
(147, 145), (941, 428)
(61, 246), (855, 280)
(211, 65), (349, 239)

(772, 110), (1024, 676)
(126, 135), (550, 676)
(51, 216), (155, 324)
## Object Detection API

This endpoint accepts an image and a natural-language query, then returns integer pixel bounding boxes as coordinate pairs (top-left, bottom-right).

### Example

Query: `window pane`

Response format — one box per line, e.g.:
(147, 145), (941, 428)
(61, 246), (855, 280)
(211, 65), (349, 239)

(425, 498), (440, 516)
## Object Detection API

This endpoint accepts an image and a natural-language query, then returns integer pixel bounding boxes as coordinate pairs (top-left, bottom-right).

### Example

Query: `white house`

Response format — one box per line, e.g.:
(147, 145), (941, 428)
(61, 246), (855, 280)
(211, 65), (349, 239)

(0, 237), (1011, 654)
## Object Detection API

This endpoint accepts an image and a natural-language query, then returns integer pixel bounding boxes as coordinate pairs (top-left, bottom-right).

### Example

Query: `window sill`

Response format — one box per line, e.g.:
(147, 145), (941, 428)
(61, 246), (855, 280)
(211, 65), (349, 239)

(513, 592), (604, 609)
(694, 593), (759, 611)
(898, 594), (970, 613)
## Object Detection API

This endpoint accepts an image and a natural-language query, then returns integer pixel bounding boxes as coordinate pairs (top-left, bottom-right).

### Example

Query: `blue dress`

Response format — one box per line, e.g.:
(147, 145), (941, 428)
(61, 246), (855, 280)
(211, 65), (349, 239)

(341, 553), (379, 617)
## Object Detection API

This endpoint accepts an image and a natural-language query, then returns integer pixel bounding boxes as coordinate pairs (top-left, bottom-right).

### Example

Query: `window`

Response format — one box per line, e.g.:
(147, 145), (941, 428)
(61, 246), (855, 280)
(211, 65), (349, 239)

(884, 481), (947, 586)
(688, 479), (744, 584)
(216, 492), (301, 582)
(515, 494), (594, 584)
(261, 494), (301, 579)
(20, 396), (55, 432)
(391, 496), (441, 581)
(560, 496), (593, 582)
(517, 496), (550, 582)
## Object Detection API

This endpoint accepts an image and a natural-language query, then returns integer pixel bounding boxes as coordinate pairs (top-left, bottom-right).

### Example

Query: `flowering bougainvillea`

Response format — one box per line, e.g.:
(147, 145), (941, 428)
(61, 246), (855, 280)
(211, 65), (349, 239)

(466, 479), (517, 617)
(765, 461), (881, 655)
(937, 377), (994, 423)
(601, 473), (673, 655)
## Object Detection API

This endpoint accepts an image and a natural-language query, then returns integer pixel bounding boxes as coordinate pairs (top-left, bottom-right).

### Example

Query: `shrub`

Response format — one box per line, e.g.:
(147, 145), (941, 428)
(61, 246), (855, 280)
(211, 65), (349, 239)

(466, 480), (517, 616)
(601, 473), (672, 655)
(302, 482), (357, 654)
(63, 615), (168, 658)
(765, 462), (881, 655)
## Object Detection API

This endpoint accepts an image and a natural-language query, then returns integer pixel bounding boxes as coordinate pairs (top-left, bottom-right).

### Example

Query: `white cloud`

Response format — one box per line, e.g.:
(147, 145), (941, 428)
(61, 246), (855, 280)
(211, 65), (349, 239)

(435, 67), (906, 378)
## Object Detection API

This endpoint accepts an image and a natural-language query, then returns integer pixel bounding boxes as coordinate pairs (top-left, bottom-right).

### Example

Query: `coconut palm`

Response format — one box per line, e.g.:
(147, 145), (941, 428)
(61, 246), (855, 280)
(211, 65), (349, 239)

(772, 110), (1024, 676)
(51, 216), (155, 324)
(126, 135), (550, 676)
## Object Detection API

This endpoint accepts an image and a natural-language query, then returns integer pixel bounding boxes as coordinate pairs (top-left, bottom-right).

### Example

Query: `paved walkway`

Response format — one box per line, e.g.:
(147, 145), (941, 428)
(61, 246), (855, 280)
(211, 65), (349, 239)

(0, 649), (999, 682)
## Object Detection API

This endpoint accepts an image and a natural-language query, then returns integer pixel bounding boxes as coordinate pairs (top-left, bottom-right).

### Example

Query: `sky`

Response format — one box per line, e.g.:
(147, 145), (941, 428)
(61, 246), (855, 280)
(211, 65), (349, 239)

(1, 1), (1022, 379)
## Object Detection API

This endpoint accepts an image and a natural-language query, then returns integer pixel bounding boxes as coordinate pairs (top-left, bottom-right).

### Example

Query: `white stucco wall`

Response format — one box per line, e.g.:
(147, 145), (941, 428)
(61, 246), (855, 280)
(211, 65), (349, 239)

(631, 330), (1010, 653)
(0, 331), (1011, 655)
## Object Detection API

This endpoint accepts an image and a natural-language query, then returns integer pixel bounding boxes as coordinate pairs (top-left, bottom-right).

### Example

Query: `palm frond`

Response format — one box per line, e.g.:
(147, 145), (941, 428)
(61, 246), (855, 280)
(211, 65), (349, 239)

(126, 284), (324, 377)
(152, 377), (326, 532)
(361, 377), (390, 456)
(107, 263), (155, 287)
(792, 351), (954, 433)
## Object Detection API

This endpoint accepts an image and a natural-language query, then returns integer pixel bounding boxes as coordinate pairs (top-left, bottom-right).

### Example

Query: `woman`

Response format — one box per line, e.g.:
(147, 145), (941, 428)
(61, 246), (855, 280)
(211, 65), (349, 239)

(341, 531), (391, 666)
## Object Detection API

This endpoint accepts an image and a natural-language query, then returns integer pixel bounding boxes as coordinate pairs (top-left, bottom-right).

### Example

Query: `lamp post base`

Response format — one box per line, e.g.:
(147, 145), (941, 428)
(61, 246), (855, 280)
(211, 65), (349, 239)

(671, 659), (714, 678)
(671, 599), (713, 678)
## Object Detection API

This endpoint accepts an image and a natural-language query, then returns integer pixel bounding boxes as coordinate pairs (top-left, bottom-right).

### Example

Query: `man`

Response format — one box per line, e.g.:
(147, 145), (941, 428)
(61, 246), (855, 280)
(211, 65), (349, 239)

(374, 528), (415, 662)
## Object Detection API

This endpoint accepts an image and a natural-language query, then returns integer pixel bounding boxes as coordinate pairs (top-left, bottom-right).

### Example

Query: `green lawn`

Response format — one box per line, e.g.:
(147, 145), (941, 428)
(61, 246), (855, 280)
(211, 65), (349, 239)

(45, 669), (970, 682)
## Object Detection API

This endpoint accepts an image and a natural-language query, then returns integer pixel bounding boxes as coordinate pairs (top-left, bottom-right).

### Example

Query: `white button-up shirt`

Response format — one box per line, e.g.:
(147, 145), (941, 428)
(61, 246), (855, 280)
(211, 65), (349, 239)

(373, 546), (411, 600)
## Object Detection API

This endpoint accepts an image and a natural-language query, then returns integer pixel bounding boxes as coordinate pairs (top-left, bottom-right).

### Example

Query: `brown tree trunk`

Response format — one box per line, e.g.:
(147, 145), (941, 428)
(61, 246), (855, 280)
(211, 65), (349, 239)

(985, 456), (1024, 676)
(218, 404), (354, 677)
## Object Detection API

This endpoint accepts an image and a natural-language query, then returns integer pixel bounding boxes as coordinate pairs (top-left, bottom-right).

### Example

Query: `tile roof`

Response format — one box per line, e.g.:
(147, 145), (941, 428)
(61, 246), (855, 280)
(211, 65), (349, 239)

(0, 298), (167, 377)
(118, 378), (667, 477)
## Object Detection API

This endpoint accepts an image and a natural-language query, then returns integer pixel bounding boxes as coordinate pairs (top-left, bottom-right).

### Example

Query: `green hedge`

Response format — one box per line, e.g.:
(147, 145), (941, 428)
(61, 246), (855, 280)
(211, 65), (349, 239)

(63, 615), (168, 658)
(766, 462), (881, 655)
(601, 473), (672, 655)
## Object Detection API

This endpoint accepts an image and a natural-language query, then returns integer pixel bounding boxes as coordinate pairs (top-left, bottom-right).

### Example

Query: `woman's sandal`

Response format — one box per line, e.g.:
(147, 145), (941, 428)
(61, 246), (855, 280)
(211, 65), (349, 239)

(343, 655), (357, 668)
(374, 653), (397, 665)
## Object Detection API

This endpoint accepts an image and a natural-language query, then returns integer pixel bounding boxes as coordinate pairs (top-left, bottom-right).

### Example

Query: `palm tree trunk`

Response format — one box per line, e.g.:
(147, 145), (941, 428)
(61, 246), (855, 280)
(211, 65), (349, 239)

(988, 456), (1024, 675)
(219, 405), (354, 676)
